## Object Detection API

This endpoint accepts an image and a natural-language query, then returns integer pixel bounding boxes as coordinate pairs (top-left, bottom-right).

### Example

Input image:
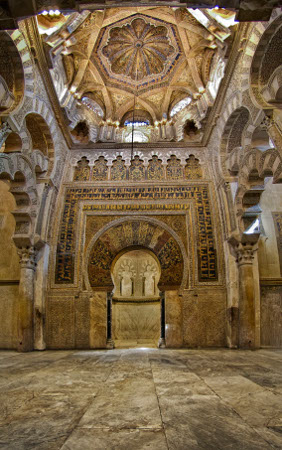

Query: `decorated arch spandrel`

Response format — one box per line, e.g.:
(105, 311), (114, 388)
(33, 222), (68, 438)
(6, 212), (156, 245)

(86, 219), (185, 291)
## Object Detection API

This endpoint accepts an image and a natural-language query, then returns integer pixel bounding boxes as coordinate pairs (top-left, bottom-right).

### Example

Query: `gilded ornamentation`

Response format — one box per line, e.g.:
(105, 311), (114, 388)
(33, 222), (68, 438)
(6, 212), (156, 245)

(92, 156), (108, 181)
(166, 155), (182, 180)
(87, 219), (184, 289)
(110, 156), (126, 181)
(93, 14), (183, 94)
(129, 155), (145, 181)
(74, 157), (90, 181)
(148, 156), (164, 180)
(102, 17), (174, 81)
(55, 185), (217, 284)
(184, 155), (203, 179)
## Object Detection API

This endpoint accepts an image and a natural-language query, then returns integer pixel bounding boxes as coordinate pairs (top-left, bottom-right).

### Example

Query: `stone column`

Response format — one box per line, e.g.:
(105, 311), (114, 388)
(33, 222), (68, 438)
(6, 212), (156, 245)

(262, 112), (282, 158)
(106, 292), (114, 349)
(236, 242), (257, 349)
(158, 291), (166, 348)
(35, 182), (52, 235)
(17, 247), (36, 352)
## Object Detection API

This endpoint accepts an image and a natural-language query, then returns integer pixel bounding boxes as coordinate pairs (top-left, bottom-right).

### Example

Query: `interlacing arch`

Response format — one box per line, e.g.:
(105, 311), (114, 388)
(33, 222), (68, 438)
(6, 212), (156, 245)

(249, 11), (282, 109)
(24, 112), (55, 177)
(219, 105), (252, 179)
(0, 153), (47, 243)
(234, 147), (282, 230)
(0, 31), (25, 114)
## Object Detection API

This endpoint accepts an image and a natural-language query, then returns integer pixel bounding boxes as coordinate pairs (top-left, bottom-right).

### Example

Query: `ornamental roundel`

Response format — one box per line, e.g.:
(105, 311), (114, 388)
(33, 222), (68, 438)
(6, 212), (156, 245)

(93, 14), (183, 94)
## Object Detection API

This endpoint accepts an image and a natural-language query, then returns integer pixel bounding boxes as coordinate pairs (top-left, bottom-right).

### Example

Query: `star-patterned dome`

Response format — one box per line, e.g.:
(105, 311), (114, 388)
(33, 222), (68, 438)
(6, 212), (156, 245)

(102, 18), (175, 81)
(93, 14), (183, 94)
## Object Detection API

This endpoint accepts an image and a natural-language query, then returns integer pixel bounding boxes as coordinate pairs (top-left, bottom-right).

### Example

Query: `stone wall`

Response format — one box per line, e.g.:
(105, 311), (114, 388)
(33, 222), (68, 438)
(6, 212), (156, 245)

(182, 289), (226, 347)
(46, 291), (107, 349)
(112, 301), (160, 343)
(0, 283), (19, 348)
(260, 283), (282, 348)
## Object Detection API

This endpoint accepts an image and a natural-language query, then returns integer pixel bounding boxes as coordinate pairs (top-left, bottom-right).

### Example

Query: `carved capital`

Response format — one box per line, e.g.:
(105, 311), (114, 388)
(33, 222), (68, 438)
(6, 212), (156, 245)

(236, 243), (256, 266)
(17, 247), (36, 270)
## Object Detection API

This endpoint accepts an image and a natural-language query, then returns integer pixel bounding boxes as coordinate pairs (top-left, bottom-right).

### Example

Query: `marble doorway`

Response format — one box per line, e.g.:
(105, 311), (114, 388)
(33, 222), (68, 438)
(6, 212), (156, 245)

(111, 249), (161, 348)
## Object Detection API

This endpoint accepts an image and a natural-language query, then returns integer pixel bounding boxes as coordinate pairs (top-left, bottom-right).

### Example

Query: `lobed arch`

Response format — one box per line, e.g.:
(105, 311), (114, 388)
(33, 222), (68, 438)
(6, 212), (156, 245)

(0, 154), (38, 245)
(249, 12), (282, 109)
(69, 114), (99, 143)
(220, 106), (251, 178)
(2, 132), (22, 153)
(25, 113), (54, 176)
(234, 147), (282, 231)
(84, 216), (188, 293)
(0, 31), (25, 114)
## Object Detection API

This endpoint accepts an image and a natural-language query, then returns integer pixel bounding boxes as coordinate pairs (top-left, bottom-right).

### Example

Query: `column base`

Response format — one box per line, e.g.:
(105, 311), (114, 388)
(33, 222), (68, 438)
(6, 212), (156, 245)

(158, 338), (166, 348)
(106, 339), (115, 349)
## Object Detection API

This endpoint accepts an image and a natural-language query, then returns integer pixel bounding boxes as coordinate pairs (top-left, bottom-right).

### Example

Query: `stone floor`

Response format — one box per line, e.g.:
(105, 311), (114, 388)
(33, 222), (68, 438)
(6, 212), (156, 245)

(0, 349), (282, 449)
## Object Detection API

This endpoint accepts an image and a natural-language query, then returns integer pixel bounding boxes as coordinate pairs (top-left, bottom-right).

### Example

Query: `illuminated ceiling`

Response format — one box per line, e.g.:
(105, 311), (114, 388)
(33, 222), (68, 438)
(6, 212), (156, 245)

(41, 6), (236, 138)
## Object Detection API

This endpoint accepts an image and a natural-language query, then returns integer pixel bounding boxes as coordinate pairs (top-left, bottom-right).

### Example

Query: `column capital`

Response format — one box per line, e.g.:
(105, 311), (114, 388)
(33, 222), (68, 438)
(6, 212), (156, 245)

(17, 247), (36, 270)
(236, 243), (257, 266)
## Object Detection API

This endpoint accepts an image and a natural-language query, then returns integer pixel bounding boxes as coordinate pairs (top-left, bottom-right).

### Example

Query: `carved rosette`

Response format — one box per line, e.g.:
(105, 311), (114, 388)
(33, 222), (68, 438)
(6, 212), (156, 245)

(17, 247), (36, 270)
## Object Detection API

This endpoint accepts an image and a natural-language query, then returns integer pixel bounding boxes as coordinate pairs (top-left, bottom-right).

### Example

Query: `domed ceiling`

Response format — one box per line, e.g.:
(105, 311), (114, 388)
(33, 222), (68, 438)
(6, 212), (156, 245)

(44, 6), (236, 130)
(93, 14), (183, 94)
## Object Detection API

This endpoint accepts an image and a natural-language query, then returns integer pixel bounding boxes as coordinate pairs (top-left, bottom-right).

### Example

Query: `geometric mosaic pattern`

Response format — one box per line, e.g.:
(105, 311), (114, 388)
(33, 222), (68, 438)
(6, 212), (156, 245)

(55, 185), (217, 284)
(88, 220), (184, 289)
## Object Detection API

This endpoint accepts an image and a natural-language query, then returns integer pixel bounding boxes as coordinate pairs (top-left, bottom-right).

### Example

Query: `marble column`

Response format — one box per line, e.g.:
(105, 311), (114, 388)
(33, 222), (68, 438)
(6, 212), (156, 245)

(106, 292), (115, 349)
(158, 292), (166, 348)
(236, 243), (257, 349)
(262, 112), (282, 158)
(17, 247), (36, 352)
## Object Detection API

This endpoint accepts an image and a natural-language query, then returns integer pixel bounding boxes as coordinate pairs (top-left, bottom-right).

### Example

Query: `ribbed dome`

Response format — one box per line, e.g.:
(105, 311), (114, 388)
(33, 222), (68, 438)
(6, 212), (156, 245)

(102, 17), (175, 81)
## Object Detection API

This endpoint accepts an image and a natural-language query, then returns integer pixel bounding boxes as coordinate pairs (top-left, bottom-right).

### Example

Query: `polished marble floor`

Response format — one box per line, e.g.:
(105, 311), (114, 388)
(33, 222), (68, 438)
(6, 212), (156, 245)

(0, 348), (282, 449)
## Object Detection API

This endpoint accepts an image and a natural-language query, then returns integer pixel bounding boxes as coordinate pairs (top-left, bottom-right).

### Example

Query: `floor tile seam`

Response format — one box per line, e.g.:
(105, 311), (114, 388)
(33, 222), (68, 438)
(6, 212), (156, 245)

(58, 391), (103, 449)
(148, 355), (170, 450)
(197, 374), (277, 449)
(59, 353), (125, 447)
(76, 426), (164, 430)
(0, 352), (83, 390)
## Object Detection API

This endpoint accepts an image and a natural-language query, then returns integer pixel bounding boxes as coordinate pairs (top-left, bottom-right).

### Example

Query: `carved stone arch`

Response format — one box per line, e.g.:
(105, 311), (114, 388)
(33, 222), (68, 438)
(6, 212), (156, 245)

(235, 147), (282, 231)
(84, 216), (188, 293)
(30, 150), (49, 177)
(69, 113), (99, 143)
(0, 31), (25, 115)
(0, 153), (38, 243)
(217, 91), (242, 135)
(250, 13), (282, 109)
(2, 132), (23, 153)
(24, 113), (54, 177)
(49, 141), (68, 190)
(220, 106), (251, 179)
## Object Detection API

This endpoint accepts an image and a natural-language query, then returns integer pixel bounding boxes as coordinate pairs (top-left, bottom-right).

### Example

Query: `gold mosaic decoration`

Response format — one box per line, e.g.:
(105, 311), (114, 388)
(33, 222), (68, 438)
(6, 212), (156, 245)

(92, 156), (108, 181)
(73, 157), (90, 181)
(129, 155), (145, 181)
(148, 155), (165, 180)
(110, 156), (126, 181)
(185, 155), (203, 179)
(166, 155), (183, 180)
(55, 185), (217, 285)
